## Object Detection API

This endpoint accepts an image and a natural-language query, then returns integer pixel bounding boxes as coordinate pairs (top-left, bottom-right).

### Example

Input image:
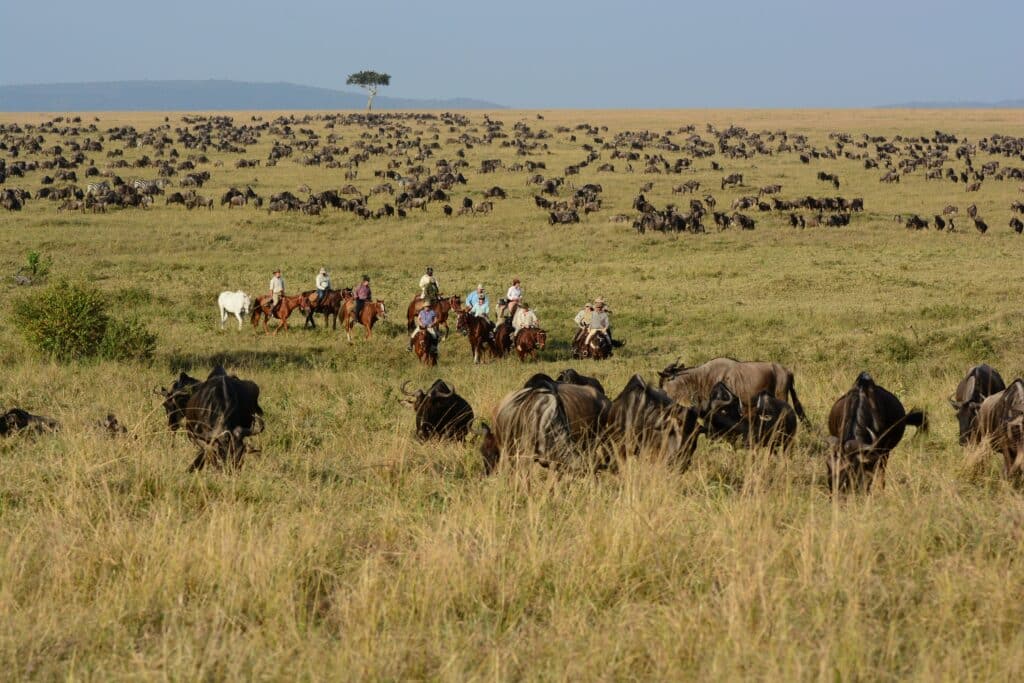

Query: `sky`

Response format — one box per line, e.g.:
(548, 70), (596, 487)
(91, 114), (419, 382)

(2, 0), (1021, 108)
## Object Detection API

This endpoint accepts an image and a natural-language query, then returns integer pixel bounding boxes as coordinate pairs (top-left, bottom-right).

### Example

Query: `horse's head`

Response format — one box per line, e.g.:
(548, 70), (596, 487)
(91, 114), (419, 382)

(375, 301), (387, 320)
(456, 310), (471, 335)
(535, 330), (547, 349)
(448, 295), (461, 310)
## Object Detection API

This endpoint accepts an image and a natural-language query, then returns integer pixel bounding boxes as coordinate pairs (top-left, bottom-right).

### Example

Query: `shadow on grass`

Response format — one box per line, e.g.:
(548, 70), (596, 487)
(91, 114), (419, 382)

(166, 349), (327, 372)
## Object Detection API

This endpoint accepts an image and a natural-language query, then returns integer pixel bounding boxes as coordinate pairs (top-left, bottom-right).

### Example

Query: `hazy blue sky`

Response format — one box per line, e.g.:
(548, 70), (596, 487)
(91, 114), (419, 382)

(2, 0), (1020, 107)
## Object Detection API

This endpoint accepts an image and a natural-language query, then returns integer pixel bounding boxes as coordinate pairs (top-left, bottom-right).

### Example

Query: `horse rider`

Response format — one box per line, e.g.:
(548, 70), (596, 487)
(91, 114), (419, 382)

(268, 268), (285, 315)
(512, 301), (538, 341)
(419, 266), (439, 306)
(586, 298), (611, 346)
(354, 274), (371, 321)
(573, 302), (594, 346)
(466, 284), (490, 318)
(501, 278), (522, 320)
(313, 266), (331, 307)
(408, 305), (438, 351)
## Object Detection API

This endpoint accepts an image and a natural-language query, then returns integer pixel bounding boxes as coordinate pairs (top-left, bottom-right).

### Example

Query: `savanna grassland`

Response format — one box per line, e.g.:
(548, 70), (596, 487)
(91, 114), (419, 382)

(2, 108), (1024, 680)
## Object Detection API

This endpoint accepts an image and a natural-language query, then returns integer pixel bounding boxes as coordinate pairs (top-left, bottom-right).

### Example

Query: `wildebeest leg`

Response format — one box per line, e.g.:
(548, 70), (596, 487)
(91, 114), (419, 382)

(188, 448), (207, 472)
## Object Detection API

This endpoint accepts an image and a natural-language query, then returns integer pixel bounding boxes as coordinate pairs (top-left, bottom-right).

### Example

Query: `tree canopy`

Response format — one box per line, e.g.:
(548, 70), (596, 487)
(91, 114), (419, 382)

(346, 71), (391, 111)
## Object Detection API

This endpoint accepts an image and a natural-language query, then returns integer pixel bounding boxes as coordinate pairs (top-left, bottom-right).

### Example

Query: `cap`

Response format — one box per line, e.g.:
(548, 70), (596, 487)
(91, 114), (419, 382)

(362, 274), (369, 281)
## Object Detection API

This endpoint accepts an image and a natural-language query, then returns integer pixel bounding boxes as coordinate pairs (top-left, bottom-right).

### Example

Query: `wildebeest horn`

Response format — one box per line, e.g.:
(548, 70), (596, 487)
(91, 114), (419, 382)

(435, 381), (453, 398)
(400, 380), (416, 397)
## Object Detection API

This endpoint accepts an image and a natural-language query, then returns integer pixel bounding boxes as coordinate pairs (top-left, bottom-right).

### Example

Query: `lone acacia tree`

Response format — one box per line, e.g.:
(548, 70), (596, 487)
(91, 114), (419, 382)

(346, 71), (391, 111)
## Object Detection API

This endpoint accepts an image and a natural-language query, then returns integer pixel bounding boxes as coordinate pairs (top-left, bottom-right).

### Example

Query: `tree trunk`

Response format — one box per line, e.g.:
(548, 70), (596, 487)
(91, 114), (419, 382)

(366, 86), (378, 111)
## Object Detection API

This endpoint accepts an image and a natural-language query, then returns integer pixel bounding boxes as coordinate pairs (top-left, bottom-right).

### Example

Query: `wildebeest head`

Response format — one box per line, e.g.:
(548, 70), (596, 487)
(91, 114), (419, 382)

(0, 408), (60, 436)
(399, 379), (473, 441)
(828, 371), (879, 462)
(158, 371), (202, 430)
(656, 359), (686, 389)
(948, 364), (1006, 446)
(556, 368), (606, 395)
(700, 381), (744, 439)
(949, 374), (982, 446)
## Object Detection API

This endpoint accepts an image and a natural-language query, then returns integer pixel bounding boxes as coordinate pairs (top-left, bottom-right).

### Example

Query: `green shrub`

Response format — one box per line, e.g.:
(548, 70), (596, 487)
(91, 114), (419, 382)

(11, 280), (156, 362)
(22, 250), (52, 280)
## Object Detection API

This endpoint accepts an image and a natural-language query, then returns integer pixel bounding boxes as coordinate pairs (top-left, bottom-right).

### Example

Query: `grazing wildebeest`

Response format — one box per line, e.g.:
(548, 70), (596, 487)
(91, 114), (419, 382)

(479, 373), (610, 473)
(217, 291), (252, 331)
(949, 364), (1006, 445)
(399, 379), (474, 441)
(720, 173), (743, 190)
(1011, 217), (1024, 234)
(826, 372), (927, 492)
(975, 379), (1024, 480)
(555, 368), (606, 395)
(0, 408), (60, 436)
(157, 367), (264, 472)
(604, 375), (702, 470)
(658, 358), (808, 423)
(699, 382), (797, 452)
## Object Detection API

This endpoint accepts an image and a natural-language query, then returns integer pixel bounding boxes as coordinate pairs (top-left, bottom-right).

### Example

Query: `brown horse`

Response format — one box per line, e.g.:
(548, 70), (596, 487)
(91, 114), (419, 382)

(250, 294), (310, 334)
(492, 319), (515, 357)
(572, 328), (613, 360)
(456, 310), (501, 363)
(301, 288), (352, 330)
(514, 327), (547, 361)
(340, 299), (387, 342)
(406, 294), (462, 338)
(412, 328), (438, 366)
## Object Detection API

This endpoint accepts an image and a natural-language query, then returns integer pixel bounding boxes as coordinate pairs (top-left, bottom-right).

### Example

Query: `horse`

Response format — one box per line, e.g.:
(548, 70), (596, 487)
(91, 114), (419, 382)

(218, 291), (252, 331)
(492, 319), (515, 357)
(300, 288), (352, 330)
(406, 294), (462, 338)
(412, 328), (438, 366)
(340, 299), (387, 342)
(572, 328), (613, 360)
(514, 327), (547, 361)
(456, 310), (499, 363)
(250, 294), (310, 334)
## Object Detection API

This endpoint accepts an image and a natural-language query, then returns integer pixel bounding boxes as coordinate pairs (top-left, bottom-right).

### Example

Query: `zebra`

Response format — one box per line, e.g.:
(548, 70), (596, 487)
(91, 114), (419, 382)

(131, 178), (164, 195)
(86, 181), (110, 196)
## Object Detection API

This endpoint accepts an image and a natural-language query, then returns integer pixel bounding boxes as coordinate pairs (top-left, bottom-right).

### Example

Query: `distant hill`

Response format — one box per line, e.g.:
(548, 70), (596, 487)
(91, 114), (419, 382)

(879, 99), (1024, 109)
(0, 80), (506, 112)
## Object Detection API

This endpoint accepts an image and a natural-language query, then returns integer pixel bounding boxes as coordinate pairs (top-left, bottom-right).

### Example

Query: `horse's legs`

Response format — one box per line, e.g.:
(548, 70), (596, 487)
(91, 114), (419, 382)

(219, 306), (227, 329)
(235, 311), (243, 330)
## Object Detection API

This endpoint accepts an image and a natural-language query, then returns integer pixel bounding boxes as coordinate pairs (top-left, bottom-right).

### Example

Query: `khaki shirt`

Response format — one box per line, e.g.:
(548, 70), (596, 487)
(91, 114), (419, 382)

(270, 275), (284, 294)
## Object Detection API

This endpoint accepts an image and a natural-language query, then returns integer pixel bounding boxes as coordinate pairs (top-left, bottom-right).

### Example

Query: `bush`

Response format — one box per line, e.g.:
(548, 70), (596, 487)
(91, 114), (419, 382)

(11, 280), (156, 362)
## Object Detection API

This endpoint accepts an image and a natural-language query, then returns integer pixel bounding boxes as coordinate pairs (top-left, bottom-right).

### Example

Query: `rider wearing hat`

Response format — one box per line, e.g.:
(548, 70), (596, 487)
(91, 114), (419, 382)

(314, 266), (331, 306)
(466, 284), (490, 318)
(354, 274), (371, 320)
(573, 302), (594, 346)
(419, 267), (439, 305)
(268, 268), (285, 314)
(585, 297), (611, 346)
(512, 300), (538, 340)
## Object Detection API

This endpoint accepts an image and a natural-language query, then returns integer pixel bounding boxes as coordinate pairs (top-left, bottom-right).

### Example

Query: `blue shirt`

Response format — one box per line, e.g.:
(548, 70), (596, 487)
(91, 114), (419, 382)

(418, 308), (436, 327)
(466, 291), (489, 315)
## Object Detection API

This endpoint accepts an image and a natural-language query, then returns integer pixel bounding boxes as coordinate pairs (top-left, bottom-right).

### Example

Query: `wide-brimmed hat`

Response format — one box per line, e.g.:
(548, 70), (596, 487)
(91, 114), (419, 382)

(319, 267), (328, 275)
(273, 268), (282, 274)
(477, 283), (484, 291)
(520, 301), (529, 308)
(594, 297), (605, 306)
(584, 302), (593, 309)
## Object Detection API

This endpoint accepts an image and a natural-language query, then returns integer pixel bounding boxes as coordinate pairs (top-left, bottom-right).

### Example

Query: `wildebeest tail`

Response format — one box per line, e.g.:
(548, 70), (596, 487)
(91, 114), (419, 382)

(904, 409), (928, 433)
(787, 378), (809, 424)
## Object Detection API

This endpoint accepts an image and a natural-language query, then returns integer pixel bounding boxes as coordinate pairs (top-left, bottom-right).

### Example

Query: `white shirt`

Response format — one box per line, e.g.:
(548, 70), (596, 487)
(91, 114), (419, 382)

(506, 285), (522, 301)
(419, 274), (437, 289)
(513, 308), (537, 331)
(316, 273), (330, 289)
(269, 275), (284, 293)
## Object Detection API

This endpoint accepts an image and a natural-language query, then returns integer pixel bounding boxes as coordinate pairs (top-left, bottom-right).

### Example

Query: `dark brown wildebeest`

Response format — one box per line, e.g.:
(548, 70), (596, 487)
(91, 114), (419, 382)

(604, 374), (702, 470)
(975, 379), (1024, 480)
(0, 408), (60, 436)
(340, 299), (387, 342)
(157, 366), (263, 472)
(479, 373), (610, 473)
(758, 184), (782, 196)
(483, 186), (507, 199)
(250, 294), (311, 334)
(720, 173), (743, 190)
(1011, 217), (1024, 234)
(943, 204), (959, 215)
(556, 368), (606, 395)
(826, 372), (927, 492)
(658, 357), (808, 423)
(974, 218), (989, 234)
(514, 327), (547, 361)
(699, 382), (796, 453)
(456, 310), (500, 363)
(967, 203), (978, 218)
(399, 379), (474, 441)
(949, 364), (1006, 445)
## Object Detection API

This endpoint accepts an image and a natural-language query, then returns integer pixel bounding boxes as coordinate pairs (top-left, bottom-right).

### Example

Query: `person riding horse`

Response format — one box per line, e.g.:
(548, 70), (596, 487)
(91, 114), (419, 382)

(354, 275), (371, 321)
(268, 269), (285, 316)
(419, 267), (439, 306)
(313, 267), (331, 307)
(500, 278), (522, 319)
(466, 284), (490, 319)
(586, 298), (611, 346)
(512, 301), (538, 342)
(573, 302), (594, 346)
(408, 306), (438, 351)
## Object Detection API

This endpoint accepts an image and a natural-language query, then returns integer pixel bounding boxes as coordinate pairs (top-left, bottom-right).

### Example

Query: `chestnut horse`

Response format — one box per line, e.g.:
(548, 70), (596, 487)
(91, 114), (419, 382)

(406, 294), (461, 338)
(340, 299), (387, 342)
(412, 328), (438, 366)
(572, 328), (613, 360)
(301, 287), (352, 330)
(492, 319), (515, 357)
(456, 310), (501, 363)
(250, 294), (310, 334)
(514, 327), (547, 361)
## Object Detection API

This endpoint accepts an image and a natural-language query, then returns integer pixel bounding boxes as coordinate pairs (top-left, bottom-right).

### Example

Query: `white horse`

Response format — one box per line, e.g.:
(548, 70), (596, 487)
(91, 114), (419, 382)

(218, 291), (252, 330)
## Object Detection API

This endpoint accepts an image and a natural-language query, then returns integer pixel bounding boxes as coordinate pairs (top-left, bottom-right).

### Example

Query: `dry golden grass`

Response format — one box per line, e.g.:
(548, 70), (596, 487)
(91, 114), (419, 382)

(1, 108), (1024, 679)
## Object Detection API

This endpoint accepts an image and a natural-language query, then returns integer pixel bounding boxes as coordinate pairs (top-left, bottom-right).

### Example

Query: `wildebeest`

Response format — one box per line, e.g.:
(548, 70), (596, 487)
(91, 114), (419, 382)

(699, 382), (796, 452)
(826, 372), (927, 492)
(949, 364), (1006, 445)
(555, 368), (605, 395)
(479, 373), (610, 473)
(975, 379), (1024, 480)
(157, 366), (264, 471)
(658, 358), (808, 423)
(0, 408), (60, 436)
(399, 379), (474, 441)
(604, 375), (702, 470)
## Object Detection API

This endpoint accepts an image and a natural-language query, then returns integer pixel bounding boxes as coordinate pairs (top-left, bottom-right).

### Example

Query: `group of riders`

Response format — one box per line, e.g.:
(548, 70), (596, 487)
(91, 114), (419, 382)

(263, 265), (614, 355)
